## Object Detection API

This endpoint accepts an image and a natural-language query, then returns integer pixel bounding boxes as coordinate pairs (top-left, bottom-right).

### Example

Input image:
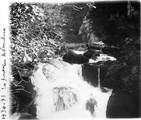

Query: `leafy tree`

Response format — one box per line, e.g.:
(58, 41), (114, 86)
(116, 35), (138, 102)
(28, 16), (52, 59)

(89, 1), (140, 92)
(10, 3), (67, 63)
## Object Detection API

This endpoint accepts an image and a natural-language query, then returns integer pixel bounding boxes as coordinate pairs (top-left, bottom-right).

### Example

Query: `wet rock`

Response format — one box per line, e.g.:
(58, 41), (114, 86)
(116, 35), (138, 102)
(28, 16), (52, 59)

(82, 64), (98, 87)
(83, 49), (101, 59)
(63, 50), (89, 64)
(82, 61), (115, 88)
(107, 90), (141, 118)
(102, 46), (120, 58)
(87, 42), (105, 50)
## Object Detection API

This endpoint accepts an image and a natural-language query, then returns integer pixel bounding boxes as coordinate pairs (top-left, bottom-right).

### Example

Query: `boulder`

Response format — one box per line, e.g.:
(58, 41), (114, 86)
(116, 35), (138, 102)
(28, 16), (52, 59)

(82, 64), (98, 87)
(82, 61), (115, 88)
(83, 49), (101, 59)
(63, 50), (89, 64)
(107, 90), (141, 118)
(102, 46), (120, 58)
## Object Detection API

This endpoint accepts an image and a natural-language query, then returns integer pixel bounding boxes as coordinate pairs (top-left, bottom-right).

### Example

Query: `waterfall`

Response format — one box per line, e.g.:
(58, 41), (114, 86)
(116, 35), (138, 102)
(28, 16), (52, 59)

(31, 59), (112, 119)
(98, 67), (100, 88)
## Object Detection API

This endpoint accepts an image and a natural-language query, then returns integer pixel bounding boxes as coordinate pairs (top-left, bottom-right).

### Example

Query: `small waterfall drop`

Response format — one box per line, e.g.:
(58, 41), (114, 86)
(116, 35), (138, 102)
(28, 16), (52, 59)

(31, 59), (112, 119)
(98, 67), (101, 89)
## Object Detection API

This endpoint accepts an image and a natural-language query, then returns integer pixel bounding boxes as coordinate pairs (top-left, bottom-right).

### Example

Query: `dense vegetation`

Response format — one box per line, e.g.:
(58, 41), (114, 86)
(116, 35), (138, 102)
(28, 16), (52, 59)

(88, 1), (140, 118)
(89, 1), (140, 91)
(10, 1), (140, 118)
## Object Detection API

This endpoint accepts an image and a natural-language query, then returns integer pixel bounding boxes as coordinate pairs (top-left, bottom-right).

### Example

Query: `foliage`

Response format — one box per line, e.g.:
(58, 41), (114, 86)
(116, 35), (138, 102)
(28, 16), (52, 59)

(61, 3), (96, 43)
(88, 1), (140, 92)
(10, 2), (98, 63)
(89, 1), (140, 44)
(10, 3), (66, 63)
(10, 2), (140, 118)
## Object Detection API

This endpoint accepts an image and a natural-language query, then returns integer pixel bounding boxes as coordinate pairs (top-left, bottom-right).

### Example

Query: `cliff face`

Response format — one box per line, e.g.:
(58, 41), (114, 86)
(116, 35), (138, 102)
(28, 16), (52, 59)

(82, 60), (140, 118)
(88, 2), (140, 118)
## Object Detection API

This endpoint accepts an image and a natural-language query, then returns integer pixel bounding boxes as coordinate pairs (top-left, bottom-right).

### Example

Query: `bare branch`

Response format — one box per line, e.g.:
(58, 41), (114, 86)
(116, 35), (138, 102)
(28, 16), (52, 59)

(86, 3), (96, 9)
(12, 88), (32, 94)
(62, 4), (87, 11)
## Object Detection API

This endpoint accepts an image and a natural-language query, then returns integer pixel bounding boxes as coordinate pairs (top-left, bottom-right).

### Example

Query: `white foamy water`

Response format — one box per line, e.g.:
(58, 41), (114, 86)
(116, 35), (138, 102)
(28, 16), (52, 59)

(89, 53), (116, 63)
(73, 50), (85, 54)
(31, 59), (112, 119)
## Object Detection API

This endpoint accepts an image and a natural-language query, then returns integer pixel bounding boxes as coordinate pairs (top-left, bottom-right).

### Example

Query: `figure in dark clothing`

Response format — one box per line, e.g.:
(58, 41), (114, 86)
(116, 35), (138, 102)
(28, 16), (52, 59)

(86, 98), (97, 116)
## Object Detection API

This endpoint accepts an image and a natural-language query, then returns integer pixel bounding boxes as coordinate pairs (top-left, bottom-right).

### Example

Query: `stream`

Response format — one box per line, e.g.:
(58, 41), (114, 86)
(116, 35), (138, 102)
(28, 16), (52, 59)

(30, 51), (115, 119)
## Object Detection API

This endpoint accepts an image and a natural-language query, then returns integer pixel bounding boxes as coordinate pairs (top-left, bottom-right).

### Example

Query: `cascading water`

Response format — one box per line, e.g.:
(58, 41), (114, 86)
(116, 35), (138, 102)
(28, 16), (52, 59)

(98, 67), (101, 88)
(31, 58), (112, 119)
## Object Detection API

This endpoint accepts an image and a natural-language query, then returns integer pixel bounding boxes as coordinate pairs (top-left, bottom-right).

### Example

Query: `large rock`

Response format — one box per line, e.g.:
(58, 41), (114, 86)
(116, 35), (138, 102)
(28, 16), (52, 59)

(82, 61), (115, 88)
(82, 64), (98, 87)
(63, 50), (89, 64)
(83, 49), (101, 59)
(107, 90), (141, 118)
(102, 46), (120, 58)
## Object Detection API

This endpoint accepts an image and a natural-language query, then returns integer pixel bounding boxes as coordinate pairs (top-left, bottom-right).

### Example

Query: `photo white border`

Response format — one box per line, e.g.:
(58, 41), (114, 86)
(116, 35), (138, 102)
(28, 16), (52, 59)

(0, 0), (140, 119)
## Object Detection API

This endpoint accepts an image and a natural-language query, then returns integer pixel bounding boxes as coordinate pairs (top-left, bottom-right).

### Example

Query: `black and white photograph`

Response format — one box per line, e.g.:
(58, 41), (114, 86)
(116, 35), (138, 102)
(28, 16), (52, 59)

(0, 0), (140, 119)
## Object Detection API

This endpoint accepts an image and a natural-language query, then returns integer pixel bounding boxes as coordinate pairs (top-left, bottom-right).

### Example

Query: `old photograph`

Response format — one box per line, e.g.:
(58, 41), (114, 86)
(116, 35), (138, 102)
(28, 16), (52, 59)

(0, 0), (140, 119)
